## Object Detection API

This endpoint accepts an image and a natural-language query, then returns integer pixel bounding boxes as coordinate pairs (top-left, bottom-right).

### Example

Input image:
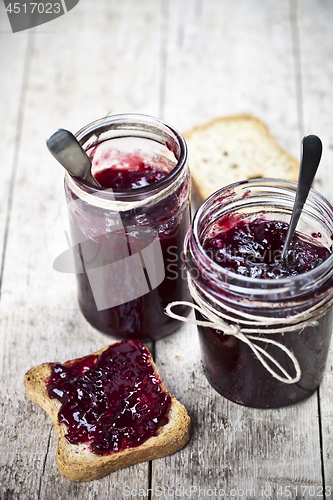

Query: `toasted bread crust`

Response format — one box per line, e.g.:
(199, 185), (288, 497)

(184, 114), (299, 202)
(24, 344), (190, 482)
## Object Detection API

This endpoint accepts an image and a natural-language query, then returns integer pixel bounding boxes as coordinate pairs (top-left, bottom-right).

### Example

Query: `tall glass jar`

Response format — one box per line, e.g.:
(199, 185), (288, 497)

(64, 114), (191, 341)
(184, 179), (333, 408)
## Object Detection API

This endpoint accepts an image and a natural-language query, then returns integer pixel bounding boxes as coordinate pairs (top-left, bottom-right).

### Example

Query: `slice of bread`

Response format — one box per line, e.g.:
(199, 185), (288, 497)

(24, 341), (190, 482)
(184, 115), (299, 202)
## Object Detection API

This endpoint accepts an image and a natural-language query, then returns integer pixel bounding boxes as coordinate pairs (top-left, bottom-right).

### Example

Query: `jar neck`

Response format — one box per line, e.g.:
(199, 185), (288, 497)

(71, 113), (188, 204)
(185, 179), (333, 302)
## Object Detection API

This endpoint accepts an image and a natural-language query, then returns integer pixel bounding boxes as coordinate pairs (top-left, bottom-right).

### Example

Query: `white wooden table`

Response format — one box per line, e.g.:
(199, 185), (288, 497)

(1, 1), (333, 498)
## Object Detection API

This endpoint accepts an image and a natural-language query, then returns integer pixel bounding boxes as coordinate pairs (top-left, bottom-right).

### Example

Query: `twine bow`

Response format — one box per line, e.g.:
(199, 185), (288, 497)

(165, 275), (333, 384)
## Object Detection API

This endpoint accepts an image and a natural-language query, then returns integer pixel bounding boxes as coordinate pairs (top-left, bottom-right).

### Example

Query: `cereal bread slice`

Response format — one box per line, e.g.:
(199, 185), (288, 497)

(184, 114), (299, 202)
(24, 340), (190, 482)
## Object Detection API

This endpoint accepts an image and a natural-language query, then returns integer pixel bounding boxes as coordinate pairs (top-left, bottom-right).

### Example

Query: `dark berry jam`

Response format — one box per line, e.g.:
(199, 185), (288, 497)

(94, 164), (168, 190)
(47, 339), (171, 455)
(202, 218), (330, 279)
(197, 312), (333, 408)
(90, 146), (169, 190)
(67, 146), (190, 341)
(196, 217), (333, 408)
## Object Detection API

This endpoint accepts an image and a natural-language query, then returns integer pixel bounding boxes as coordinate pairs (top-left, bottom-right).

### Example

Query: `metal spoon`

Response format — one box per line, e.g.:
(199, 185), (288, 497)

(280, 134), (322, 261)
(46, 128), (100, 187)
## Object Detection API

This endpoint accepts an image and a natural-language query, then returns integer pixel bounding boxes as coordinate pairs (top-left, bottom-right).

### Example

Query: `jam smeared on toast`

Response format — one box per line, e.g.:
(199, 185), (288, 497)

(203, 218), (330, 279)
(47, 339), (171, 455)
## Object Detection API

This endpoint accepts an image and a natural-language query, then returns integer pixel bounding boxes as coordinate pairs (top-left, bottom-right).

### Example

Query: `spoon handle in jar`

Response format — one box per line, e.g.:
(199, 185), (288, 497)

(47, 129), (100, 187)
(281, 135), (322, 261)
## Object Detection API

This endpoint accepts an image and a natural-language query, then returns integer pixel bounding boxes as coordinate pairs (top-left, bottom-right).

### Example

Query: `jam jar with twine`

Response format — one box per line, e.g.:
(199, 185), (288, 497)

(166, 179), (333, 408)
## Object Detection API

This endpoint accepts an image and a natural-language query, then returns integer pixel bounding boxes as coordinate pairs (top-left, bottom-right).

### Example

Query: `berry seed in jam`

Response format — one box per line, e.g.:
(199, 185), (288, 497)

(203, 218), (330, 279)
(47, 339), (171, 455)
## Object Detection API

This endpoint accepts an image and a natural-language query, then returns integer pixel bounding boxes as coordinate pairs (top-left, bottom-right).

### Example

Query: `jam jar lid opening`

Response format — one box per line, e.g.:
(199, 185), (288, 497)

(186, 178), (333, 300)
(71, 113), (188, 202)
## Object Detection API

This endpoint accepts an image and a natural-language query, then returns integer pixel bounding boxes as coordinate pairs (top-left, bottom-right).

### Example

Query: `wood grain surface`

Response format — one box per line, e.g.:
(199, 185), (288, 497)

(1, 1), (333, 499)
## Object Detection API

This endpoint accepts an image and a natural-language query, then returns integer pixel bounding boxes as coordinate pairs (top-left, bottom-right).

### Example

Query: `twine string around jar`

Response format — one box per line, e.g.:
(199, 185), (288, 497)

(65, 164), (188, 212)
(165, 274), (333, 384)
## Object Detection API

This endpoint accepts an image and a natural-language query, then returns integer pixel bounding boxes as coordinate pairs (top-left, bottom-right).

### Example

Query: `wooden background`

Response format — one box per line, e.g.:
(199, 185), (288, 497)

(1, 1), (333, 499)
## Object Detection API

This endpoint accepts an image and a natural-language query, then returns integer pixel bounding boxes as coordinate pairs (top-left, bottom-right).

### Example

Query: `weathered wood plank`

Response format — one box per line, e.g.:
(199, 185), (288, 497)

(0, 12), (32, 500)
(297, 0), (333, 490)
(0, 7), (30, 270)
(163, 0), (301, 158)
(0, 1), (164, 498)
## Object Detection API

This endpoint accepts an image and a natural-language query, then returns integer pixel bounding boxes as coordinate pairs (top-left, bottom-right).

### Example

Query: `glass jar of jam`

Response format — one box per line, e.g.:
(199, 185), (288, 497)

(184, 179), (333, 408)
(64, 114), (191, 341)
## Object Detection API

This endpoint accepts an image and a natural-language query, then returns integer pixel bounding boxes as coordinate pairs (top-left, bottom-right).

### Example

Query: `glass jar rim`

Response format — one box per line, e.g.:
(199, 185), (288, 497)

(71, 113), (187, 200)
(188, 178), (333, 294)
